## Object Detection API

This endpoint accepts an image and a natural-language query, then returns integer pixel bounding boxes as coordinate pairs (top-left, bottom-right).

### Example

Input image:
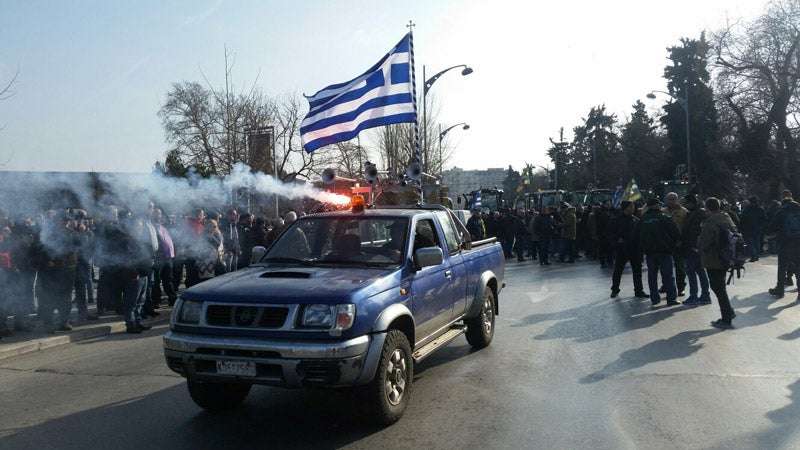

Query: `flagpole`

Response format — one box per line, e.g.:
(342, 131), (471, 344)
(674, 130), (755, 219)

(407, 20), (423, 204)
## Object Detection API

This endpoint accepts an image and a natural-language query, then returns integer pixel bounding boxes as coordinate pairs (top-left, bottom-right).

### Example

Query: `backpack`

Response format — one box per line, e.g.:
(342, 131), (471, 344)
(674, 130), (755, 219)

(784, 209), (800, 239)
(718, 225), (747, 284)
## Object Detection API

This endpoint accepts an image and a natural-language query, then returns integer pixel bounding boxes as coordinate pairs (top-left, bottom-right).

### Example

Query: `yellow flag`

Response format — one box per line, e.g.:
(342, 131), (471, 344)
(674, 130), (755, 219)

(624, 179), (642, 202)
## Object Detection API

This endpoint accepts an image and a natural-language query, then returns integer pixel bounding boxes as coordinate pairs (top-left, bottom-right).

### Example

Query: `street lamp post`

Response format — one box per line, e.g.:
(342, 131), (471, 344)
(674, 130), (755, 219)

(438, 122), (470, 176)
(647, 89), (690, 182)
(422, 64), (473, 171)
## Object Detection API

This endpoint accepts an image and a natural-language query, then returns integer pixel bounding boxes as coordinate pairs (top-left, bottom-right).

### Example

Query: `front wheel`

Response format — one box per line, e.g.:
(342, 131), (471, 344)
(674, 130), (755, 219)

(465, 289), (496, 349)
(360, 330), (413, 425)
(187, 380), (251, 411)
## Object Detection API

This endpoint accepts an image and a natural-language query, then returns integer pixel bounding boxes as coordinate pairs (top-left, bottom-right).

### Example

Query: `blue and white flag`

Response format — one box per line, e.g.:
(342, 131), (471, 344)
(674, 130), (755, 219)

(473, 191), (482, 209)
(301, 33), (417, 153)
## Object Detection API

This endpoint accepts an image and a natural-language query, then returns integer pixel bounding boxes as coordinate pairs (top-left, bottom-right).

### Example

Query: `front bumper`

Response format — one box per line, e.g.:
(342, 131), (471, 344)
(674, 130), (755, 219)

(163, 331), (386, 388)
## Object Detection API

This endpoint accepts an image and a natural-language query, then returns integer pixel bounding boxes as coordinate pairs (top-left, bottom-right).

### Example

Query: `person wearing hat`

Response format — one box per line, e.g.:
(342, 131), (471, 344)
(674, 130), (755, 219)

(681, 194), (711, 306)
(639, 198), (681, 306)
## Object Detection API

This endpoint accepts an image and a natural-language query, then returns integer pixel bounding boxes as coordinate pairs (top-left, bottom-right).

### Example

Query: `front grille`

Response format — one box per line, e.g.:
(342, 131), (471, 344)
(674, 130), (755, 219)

(259, 307), (289, 328)
(206, 305), (232, 326)
(205, 304), (289, 329)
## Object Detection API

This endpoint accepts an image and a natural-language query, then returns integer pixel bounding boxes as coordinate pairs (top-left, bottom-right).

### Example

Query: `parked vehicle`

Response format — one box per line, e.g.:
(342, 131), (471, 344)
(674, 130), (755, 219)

(532, 190), (566, 211)
(163, 203), (505, 425)
(458, 188), (505, 213)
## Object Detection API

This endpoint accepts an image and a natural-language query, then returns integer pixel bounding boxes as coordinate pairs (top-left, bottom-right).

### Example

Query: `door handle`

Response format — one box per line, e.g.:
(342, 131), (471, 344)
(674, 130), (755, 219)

(444, 270), (453, 279)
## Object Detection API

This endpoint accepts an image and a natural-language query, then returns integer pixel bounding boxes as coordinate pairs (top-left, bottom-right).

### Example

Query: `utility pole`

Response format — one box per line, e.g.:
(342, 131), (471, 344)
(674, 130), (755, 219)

(549, 127), (567, 190)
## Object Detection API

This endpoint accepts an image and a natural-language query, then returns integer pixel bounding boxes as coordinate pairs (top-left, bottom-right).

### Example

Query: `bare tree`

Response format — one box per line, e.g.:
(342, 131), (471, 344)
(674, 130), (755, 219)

(0, 67), (17, 101)
(159, 50), (335, 180)
(0, 67), (20, 166)
(713, 0), (800, 192)
(372, 95), (456, 175)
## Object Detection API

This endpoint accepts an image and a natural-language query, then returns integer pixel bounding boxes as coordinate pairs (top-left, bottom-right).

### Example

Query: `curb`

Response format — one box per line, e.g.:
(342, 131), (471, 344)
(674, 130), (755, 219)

(0, 314), (172, 362)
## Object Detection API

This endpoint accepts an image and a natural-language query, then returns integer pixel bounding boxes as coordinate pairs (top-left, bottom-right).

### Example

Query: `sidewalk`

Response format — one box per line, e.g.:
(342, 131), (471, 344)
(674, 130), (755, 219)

(0, 305), (172, 361)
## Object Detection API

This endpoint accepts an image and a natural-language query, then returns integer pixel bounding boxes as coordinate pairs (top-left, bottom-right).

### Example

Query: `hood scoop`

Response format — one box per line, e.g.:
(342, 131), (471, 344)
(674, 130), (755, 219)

(259, 271), (312, 279)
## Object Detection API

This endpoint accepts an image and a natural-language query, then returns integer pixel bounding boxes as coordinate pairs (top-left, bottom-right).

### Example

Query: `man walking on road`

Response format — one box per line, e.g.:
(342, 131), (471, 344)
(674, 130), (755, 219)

(768, 190), (800, 300)
(682, 195), (711, 306)
(663, 192), (688, 296)
(699, 197), (738, 329)
(534, 207), (556, 266)
(640, 198), (681, 306)
(610, 201), (647, 298)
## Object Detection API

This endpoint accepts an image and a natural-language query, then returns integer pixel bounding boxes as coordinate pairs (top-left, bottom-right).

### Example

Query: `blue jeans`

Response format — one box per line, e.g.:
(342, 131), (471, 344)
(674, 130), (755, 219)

(122, 275), (147, 327)
(646, 253), (677, 303)
(684, 250), (710, 300)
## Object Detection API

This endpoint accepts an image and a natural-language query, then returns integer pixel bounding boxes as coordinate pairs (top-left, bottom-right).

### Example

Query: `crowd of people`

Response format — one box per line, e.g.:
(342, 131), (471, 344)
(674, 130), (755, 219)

(0, 203), (300, 337)
(1, 189), (798, 338)
(466, 190), (800, 329)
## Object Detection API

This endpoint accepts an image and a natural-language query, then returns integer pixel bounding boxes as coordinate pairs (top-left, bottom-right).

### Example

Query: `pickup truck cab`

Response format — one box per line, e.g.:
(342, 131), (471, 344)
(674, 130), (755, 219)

(163, 205), (505, 424)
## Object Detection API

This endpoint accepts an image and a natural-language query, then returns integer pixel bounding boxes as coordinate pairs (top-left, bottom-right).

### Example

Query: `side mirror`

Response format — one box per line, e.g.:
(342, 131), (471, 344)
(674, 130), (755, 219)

(251, 246), (267, 264)
(414, 246), (443, 269)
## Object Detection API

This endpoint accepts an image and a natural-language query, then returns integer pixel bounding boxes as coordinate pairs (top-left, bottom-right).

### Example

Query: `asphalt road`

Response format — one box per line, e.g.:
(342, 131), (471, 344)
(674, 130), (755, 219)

(2, 257), (800, 450)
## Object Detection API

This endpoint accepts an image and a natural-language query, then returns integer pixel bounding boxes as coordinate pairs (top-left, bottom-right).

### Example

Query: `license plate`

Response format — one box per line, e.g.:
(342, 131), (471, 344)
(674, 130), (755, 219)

(215, 360), (257, 377)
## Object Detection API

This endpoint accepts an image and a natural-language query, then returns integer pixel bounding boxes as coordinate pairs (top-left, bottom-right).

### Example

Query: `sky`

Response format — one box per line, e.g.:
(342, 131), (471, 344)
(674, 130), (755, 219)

(0, 0), (768, 174)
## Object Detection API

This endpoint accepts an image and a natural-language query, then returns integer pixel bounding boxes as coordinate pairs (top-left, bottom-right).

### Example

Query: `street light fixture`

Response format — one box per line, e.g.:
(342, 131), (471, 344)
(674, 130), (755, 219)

(647, 89), (691, 182)
(437, 122), (470, 176)
(422, 64), (473, 170)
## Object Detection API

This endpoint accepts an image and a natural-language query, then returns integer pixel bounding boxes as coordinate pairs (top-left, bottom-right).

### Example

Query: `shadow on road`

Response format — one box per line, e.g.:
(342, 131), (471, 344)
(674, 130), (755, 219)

(513, 296), (682, 344)
(732, 292), (796, 330)
(579, 328), (719, 384)
(711, 378), (800, 450)
(0, 382), (391, 450)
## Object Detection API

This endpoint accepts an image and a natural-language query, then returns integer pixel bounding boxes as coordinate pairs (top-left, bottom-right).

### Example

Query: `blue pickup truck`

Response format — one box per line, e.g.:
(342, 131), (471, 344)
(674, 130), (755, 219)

(163, 204), (504, 424)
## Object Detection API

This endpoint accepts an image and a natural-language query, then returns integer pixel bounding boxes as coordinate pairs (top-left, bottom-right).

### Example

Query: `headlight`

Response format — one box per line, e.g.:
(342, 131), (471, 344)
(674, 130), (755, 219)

(178, 300), (203, 324)
(300, 304), (355, 335)
(301, 304), (333, 328)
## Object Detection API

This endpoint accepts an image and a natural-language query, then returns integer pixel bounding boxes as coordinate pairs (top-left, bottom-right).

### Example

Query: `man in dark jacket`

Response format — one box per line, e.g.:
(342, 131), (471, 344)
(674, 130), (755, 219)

(639, 198), (681, 306)
(699, 197), (739, 329)
(768, 191), (800, 299)
(595, 202), (613, 268)
(740, 196), (767, 262)
(610, 201), (647, 298)
(534, 207), (556, 265)
(237, 213), (254, 269)
(466, 209), (486, 241)
(681, 195), (711, 305)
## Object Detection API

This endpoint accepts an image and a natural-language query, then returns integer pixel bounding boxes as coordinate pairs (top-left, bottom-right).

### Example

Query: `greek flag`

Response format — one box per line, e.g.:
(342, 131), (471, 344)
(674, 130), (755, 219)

(473, 191), (482, 209)
(301, 33), (417, 153)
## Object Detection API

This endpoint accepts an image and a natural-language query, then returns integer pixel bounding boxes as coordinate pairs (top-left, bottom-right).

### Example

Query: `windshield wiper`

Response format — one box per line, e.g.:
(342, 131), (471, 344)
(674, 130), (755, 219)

(261, 257), (315, 266)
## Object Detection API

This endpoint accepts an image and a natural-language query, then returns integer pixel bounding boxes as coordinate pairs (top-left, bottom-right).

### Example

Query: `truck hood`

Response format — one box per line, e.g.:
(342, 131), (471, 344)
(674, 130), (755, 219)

(181, 264), (401, 304)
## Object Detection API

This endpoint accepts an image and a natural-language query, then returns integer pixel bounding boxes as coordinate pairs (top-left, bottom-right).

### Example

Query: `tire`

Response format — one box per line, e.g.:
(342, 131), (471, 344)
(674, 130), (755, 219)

(187, 380), (251, 411)
(361, 329), (413, 425)
(465, 288), (496, 349)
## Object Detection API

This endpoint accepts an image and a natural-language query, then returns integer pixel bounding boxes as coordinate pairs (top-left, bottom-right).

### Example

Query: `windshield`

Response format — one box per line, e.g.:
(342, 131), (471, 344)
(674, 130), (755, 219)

(263, 216), (409, 267)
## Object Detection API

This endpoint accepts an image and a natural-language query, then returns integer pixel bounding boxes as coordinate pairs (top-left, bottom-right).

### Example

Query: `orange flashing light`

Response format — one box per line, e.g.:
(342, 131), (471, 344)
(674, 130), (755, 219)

(351, 194), (366, 212)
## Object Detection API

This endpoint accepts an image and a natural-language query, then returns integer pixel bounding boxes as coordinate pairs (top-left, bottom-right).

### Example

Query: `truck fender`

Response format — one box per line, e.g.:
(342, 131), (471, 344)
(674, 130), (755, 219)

(372, 303), (415, 333)
(356, 303), (414, 385)
(466, 271), (498, 319)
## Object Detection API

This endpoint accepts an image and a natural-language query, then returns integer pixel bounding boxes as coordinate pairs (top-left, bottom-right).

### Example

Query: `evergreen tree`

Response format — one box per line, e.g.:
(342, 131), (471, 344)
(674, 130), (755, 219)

(502, 165), (523, 199)
(621, 100), (670, 188)
(661, 33), (729, 193)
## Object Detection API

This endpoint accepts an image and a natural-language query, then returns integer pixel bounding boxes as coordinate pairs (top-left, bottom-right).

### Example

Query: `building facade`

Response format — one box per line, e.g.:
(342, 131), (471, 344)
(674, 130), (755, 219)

(442, 167), (506, 202)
